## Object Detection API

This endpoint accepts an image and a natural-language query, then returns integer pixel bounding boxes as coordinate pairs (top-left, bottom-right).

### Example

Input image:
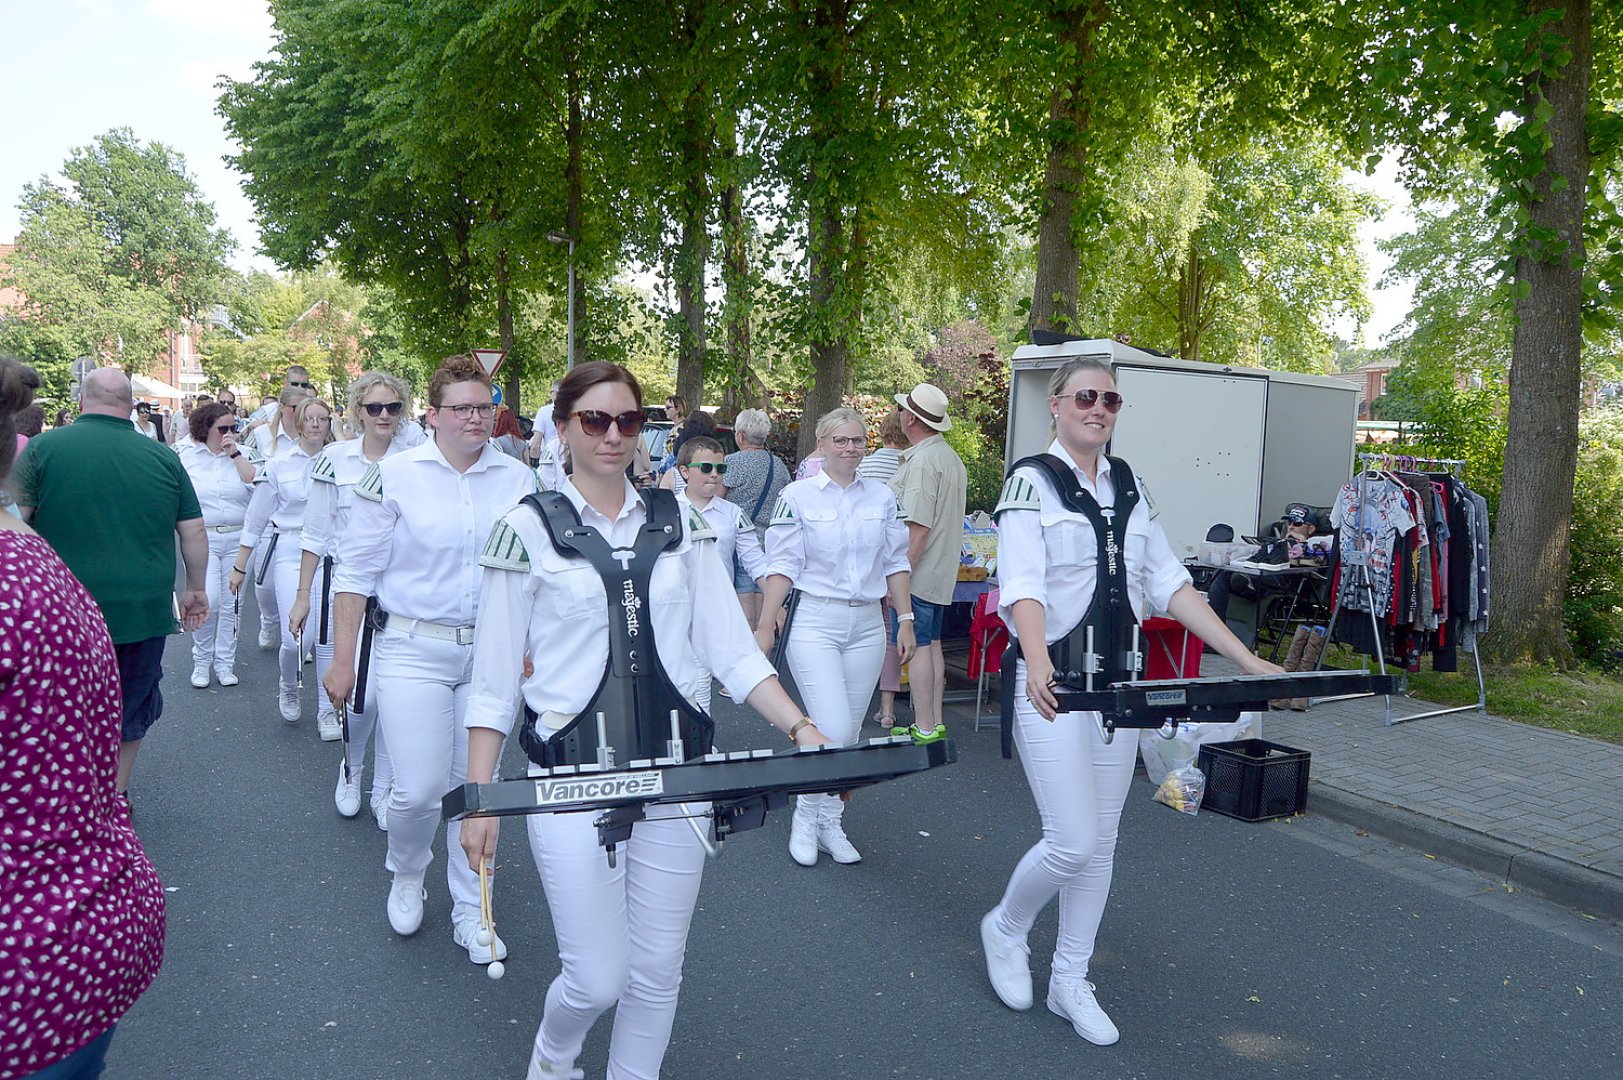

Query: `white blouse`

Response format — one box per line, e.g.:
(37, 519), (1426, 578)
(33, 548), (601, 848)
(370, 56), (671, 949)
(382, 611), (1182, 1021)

(300, 437), (407, 561)
(178, 443), (255, 529)
(762, 471), (909, 602)
(240, 443), (320, 550)
(678, 491), (767, 581)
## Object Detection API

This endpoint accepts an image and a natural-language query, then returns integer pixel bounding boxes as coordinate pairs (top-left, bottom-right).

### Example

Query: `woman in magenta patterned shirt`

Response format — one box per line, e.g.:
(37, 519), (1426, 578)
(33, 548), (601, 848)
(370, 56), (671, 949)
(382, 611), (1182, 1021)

(0, 356), (165, 1080)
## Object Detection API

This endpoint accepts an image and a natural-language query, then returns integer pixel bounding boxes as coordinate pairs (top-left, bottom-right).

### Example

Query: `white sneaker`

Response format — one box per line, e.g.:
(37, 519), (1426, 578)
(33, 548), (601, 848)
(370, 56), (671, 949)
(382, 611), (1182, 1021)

(526, 1049), (584, 1080)
(981, 910), (1033, 1011)
(788, 803), (818, 867)
(316, 708), (342, 742)
(816, 822), (862, 864)
(259, 623), (277, 650)
(190, 663), (210, 689)
(371, 792), (390, 832)
(387, 874), (426, 936)
(215, 668), (239, 687)
(1047, 977), (1120, 1045)
(453, 915), (509, 965)
(334, 761), (361, 818)
(278, 687), (300, 723)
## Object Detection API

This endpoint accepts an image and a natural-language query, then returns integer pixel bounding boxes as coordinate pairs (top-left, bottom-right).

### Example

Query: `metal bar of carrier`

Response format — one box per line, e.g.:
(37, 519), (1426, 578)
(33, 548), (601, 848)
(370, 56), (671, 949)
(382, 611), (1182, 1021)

(1053, 670), (1402, 736)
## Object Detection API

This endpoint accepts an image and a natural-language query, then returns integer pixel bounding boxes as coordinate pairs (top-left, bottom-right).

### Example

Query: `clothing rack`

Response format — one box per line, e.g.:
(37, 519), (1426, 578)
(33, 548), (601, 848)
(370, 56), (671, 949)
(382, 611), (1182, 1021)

(1315, 452), (1488, 725)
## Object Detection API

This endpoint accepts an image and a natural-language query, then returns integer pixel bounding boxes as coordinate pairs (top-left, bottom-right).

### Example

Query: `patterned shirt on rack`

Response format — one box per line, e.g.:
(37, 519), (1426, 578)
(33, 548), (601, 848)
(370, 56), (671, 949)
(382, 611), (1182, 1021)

(1331, 477), (1416, 616)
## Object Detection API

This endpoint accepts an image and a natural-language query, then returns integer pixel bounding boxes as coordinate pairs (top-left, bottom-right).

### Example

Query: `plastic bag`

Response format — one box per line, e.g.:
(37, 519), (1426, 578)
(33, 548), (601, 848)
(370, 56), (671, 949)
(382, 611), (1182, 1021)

(1153, 763), (1206, 815)
(1138, 711), (1262, 786)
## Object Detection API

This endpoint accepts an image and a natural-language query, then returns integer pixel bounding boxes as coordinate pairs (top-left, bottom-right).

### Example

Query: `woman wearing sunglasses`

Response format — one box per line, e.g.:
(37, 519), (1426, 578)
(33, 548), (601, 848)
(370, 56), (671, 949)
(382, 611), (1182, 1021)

(178, 401), (259, 689)
(981, 358), (1278, 1046)
(323, 356), (537, 966)
(458, 361), (831, 1080)
(755, 406), (917, 868)
(286, 372), (412, 823)
(231, 397), (334, 724)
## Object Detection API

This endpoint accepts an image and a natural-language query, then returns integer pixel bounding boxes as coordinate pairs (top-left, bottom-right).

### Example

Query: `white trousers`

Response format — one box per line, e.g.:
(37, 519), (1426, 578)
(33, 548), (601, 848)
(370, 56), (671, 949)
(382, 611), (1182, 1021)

(192, 529), (242, 673)
(990, 660), (1136, 982)
(372, 627), (482, 923)
(322, 570), (393, 802)
(528, 804), (706, 1080)
(265, 535), (307, 694)
(252, 534), (278, 635)
(785, 596), (886, 827)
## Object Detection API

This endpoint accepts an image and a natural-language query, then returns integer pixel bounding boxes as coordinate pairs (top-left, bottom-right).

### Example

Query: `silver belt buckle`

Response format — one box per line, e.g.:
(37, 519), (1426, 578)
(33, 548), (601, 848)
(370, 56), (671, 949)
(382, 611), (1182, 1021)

(455, 625), (475, 646)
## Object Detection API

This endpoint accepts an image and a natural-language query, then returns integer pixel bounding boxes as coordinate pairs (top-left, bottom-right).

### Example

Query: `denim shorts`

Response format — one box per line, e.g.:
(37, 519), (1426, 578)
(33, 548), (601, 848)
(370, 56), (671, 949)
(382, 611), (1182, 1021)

(889, 596), (946, 647)
(733, 552), (761, 593)
(115, 636), (168, 742)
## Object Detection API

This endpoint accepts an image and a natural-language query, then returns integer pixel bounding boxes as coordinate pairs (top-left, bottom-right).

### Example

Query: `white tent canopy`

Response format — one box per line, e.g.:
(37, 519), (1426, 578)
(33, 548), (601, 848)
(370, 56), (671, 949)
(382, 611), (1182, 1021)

(129, 372), (185, 400)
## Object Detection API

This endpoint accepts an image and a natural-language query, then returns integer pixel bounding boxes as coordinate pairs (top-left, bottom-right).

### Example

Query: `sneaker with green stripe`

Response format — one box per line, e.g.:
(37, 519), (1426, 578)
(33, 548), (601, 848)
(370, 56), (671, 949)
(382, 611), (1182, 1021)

(907, 722), (947, 745)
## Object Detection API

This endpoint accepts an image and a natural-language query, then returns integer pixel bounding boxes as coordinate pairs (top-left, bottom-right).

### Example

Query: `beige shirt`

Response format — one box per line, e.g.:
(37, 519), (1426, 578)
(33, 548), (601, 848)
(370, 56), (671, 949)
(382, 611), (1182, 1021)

(889, 433), (968, 605)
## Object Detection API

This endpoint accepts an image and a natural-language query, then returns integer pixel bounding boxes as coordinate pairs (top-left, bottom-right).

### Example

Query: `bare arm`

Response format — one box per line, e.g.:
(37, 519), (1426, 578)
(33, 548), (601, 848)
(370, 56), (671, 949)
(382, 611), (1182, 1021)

(1165, 583), (1282, 675)
(906, 521), (931, 567)
(885, 570), (917, 663)
(322, 592), (367, 705)
(176, 518), (210, 631)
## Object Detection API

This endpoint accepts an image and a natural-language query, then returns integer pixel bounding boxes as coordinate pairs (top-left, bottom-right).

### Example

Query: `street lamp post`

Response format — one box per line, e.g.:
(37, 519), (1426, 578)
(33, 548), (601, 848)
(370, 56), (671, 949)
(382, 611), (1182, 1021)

(547, 231), (576, 369)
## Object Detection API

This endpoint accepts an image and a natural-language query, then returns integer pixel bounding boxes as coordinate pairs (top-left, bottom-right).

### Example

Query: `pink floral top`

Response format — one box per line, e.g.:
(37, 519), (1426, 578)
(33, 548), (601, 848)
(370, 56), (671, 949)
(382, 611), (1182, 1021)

(1, 531), (165, 1077)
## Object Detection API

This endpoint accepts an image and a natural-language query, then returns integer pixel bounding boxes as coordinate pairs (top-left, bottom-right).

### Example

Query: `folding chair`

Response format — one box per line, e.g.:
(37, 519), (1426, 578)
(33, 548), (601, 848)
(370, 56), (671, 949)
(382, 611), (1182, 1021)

(967, 587), (1008, 731)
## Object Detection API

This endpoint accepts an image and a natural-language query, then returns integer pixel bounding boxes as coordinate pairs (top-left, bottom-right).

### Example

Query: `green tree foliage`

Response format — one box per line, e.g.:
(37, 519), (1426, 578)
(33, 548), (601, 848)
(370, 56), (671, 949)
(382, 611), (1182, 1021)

(1568, 408), (1623, 663)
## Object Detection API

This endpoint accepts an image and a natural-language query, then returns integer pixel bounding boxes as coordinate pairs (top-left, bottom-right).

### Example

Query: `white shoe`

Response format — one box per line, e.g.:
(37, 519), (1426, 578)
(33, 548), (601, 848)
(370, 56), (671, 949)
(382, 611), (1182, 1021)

(453, 915), (509, 965)
(215, 668), (239, 687)
(334, 761), (361, 818)
(190, 663), (210, 689)
(788, 804), (818, 867)
(526, 1049), (584, 1080)
(816, 822), (862, 864)
(278, 687), (300, 723)
(317, 708), (342, 742)
(371, 792), (390, 832)
(259, 624), (277, 650)
(981, 910), (1033, 1010)
(387, 874), (426, 936)
(1047, 977), (1120, 1045)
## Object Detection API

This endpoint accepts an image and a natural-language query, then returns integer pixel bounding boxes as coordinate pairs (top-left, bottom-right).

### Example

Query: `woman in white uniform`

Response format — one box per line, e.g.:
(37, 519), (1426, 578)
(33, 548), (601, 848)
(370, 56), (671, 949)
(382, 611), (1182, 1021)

(287, 371), (411, 823)
(178, 402), (257, 688)
(754, 407), (917, 868)
(459, 361), (831, 1080)
(981, 357), (1280, 1045)
(248, 386), (314, 650)
(323, 356), (537, 959)
(230, 397), (332, 723)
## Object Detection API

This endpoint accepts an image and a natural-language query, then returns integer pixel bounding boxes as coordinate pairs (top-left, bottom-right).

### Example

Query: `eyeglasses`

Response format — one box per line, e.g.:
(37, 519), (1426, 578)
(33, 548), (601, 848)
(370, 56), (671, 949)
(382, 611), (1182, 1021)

(682, 461), (728, 475)
(288, 380), (314, 389)
(362, 401), (405, 417)
(572, 410), (646, 438)
(825, 434), (864, 448)
(442, 403), (497, 420)
(214, 424), (236, 435)
(1071, 389), (1125, 413)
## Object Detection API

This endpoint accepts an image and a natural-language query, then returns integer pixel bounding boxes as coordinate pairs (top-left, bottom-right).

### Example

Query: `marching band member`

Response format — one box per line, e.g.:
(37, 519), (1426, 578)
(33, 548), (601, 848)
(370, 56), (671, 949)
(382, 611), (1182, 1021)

(982, 358), (1279, 1045)
(459, 361), (831, 1080)
(247, 385), (313, 651)
(322, 356), (536, 958)
(178, 402), (257, 689)
(287, 372), (411, 823)
(754, 407), (916, 868)
(230, 397), (332, 724)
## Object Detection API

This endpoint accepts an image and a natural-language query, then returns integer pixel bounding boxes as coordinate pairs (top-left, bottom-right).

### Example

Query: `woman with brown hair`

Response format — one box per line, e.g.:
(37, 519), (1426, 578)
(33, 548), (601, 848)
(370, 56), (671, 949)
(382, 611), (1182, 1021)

(178, 401), (258, 689)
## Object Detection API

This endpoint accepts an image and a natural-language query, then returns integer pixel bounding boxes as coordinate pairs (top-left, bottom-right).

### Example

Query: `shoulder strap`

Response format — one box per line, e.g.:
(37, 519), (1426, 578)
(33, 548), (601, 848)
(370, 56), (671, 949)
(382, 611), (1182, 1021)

(750, 453), (777, 522)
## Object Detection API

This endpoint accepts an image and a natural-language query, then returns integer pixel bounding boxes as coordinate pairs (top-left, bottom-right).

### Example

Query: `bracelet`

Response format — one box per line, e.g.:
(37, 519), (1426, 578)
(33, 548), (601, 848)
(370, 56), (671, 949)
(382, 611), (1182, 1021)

(232, 565), (247, 574)
(787, 717), (815, 744)
(896, 612), (916, 622)
(229, 450), (242, 459)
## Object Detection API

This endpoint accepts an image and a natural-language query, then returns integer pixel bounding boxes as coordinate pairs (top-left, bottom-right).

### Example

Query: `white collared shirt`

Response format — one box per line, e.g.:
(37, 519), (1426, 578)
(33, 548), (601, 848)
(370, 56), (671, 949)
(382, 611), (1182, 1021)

(178, 442), (255, 528)
(301, 437), (407, 560)
(995, 439), (1189, 643)
(464, 477), (777, 736)
(678, 491), (766, 581)
(762, 471), (909, 602)
(253, 426), (298, 461)
(240, 443), (320, 550)
(332, 436), (538, 625)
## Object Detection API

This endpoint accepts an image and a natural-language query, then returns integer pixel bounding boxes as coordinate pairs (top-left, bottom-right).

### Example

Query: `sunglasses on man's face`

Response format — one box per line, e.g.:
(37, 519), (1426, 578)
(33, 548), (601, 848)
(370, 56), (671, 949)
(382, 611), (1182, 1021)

(1070, 389), (1125, 413)
(682, 461), (727, 476)
(362, 401), (405, 417)
(215, 424), (236, 435)
(288, 380), (314, 389)
(572, 410), (646, 438)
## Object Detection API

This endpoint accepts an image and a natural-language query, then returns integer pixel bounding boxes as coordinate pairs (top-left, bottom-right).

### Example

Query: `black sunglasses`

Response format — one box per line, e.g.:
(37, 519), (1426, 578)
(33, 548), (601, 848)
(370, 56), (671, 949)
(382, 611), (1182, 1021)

(288, 380), (314, 389)
(362, 401), (405, 416)
(682, 461), (727, 475)
(571, 410), (646, 438)
(215, 424), (236, 435)
(1071, 389), (1125, 413)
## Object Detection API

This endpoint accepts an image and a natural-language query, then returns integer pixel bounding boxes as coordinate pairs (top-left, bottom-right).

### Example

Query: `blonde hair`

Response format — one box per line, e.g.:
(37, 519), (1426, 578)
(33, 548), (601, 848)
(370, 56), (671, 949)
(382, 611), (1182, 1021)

(814, 406), (867, 440)
(294, 396), (335, 446)
(347, 370), (410, 416)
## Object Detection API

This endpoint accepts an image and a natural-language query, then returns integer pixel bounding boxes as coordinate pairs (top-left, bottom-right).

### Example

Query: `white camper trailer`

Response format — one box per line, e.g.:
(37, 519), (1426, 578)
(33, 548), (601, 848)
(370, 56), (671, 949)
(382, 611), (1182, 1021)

(1005, 340), (1359, 557)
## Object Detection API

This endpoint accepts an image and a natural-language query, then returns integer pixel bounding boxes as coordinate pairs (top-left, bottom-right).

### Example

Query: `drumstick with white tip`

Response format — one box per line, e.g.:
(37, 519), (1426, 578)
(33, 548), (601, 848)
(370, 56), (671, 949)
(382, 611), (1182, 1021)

(479, 855), (505, 980)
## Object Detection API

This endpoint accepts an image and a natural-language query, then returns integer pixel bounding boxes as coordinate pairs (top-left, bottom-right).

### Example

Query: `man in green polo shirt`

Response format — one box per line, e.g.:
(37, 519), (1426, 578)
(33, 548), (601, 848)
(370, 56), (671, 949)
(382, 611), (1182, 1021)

(16, 368), (210, 802)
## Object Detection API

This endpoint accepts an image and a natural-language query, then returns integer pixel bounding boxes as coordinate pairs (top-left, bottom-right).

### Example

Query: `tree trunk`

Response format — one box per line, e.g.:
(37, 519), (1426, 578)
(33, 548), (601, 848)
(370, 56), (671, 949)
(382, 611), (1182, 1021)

(1028, 0), (1106, 339)
(1487, 0), (1591, 666)
(496, 248), (519, 415)
(564, 48), (587, 359)
(801, 0), (852, 459)
(674, 6), (711, 410)
(718, 111), (763, 417)
(1178, 237), (1204, 361)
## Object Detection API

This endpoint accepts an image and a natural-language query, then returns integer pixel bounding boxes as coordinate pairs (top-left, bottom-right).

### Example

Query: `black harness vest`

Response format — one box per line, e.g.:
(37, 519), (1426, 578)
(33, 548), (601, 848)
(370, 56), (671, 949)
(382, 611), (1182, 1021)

(516, 489), (716, 769)
(996, 453), (1145, 757)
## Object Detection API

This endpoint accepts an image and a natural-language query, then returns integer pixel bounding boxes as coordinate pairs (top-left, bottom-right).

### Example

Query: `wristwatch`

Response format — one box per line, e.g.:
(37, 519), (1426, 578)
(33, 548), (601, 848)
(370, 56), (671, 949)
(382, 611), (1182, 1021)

(229, 450), (243, 459)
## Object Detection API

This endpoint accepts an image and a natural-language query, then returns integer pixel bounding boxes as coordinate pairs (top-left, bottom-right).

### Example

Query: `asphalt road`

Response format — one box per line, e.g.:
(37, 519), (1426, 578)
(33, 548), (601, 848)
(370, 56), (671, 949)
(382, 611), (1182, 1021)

(106, 607), (1621, 1079)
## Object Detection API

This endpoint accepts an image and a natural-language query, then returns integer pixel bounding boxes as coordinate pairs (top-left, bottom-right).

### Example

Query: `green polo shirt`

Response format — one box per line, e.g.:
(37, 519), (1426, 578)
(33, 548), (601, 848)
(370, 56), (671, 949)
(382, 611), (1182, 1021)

(16, 413), (202, 644)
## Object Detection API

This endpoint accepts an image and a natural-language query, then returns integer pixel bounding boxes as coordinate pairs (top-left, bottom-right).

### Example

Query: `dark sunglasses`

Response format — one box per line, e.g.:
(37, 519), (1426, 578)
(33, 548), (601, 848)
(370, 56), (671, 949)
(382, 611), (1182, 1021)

(1071, 389), (1125, 413)
(682, 461), (728, 475)
(288, 380), (314, 389)
(214, 424), (236, 435)
(571, 410), (646, 438)
(362, 401), (405, 416)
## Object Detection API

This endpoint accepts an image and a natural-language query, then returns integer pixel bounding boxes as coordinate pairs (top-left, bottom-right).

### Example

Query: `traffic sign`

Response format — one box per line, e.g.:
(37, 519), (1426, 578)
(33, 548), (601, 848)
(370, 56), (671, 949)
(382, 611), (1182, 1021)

(472, 349), (507, 377)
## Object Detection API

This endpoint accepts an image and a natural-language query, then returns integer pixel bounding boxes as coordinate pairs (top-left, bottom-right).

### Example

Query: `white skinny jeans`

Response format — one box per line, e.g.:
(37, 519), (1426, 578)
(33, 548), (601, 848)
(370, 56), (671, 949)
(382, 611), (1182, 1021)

(785, 595), (886, 827)
(372, 626), (482, 923)
(192, 528), (242, 673)
(989, 659), (1137, 982)
(527, 804), (706, 1080)
(323, 573), (392, 803)
(263, 532), (305, 693)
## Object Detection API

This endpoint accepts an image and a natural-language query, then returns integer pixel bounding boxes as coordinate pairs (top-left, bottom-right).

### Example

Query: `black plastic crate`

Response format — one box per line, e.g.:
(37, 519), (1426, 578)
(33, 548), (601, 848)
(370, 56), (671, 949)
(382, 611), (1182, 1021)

(1197, 739), (1310, 821)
